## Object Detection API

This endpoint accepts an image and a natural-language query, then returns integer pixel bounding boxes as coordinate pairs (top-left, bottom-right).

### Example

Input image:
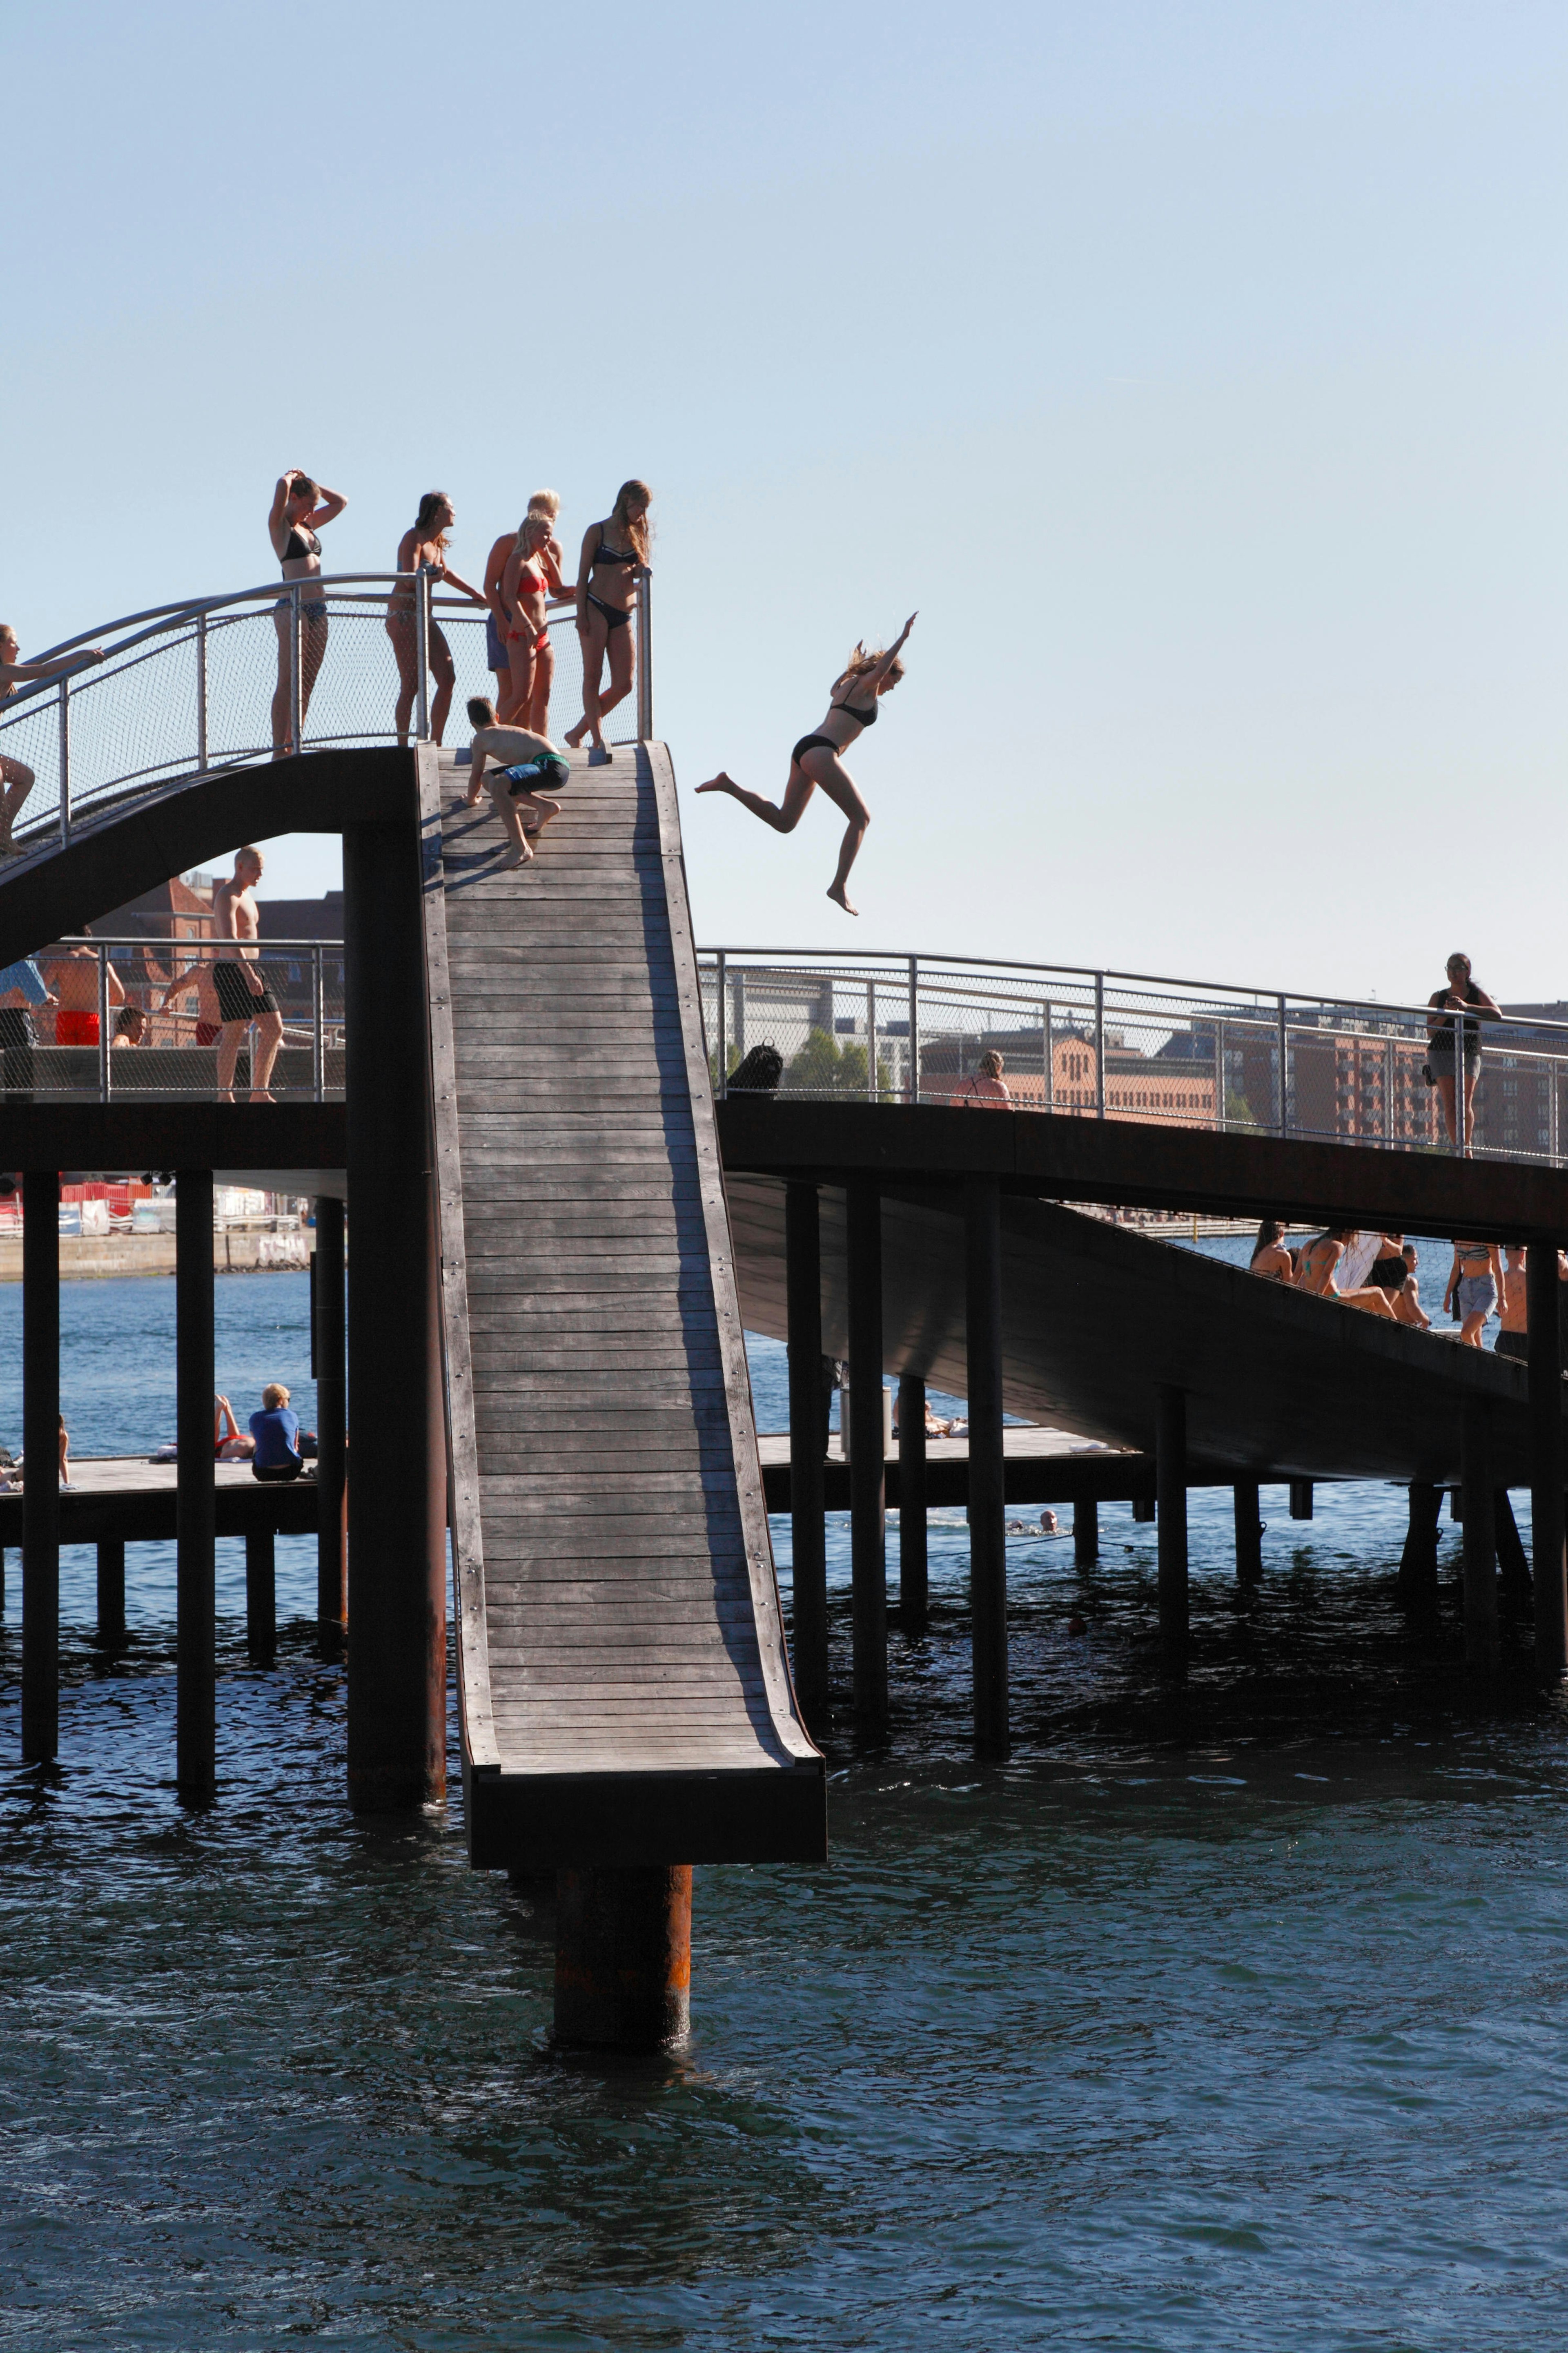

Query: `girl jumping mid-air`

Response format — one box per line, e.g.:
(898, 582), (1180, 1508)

(697, 614), (915, 914)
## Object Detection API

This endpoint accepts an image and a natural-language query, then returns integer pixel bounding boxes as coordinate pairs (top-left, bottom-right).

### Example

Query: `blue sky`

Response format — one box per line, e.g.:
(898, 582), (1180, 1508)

(8, 0), (1564, 1000)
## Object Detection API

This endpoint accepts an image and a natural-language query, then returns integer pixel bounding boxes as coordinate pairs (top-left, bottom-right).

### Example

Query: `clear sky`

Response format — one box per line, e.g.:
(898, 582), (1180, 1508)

(9, 1), (1564, 1004)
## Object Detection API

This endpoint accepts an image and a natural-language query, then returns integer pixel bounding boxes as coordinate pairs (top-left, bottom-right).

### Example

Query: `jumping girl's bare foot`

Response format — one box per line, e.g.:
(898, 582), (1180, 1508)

(696, 773), (737, 795)
(827, 882), (859, 916)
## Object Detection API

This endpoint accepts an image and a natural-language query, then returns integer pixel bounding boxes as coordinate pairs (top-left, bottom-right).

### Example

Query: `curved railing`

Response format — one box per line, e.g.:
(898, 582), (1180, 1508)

(0, 571), (652, 856)
(699, 946), (1568, 1168)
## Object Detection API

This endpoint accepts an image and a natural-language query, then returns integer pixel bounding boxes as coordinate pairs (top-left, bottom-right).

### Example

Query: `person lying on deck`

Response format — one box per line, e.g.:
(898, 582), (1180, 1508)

(463, 697), (570, 870)
(1292, 1230), (1398, 1318)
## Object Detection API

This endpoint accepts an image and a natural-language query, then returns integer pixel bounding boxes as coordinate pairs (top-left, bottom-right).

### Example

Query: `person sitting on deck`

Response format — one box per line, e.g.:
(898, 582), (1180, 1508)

(250, 1383), (307, 1483)
(891, 1395), (956, 1439)
(215, 1394), (255, 1460)
(463, 697), (570, 871)
(1292, 1230), (1398, 1318)
(1249, 1220), (1294, 1282)
(950, 1049), (1010, 1108)
(58, 1413), (70, 1488)
(1443, 1239), (1504, 1347)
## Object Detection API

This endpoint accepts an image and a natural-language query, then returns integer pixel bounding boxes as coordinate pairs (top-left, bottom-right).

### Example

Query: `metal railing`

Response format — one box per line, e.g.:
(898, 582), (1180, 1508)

(0, 569), (652, 860)
(698, 948), (1568, 1168)
(0, 938), (345, 1103)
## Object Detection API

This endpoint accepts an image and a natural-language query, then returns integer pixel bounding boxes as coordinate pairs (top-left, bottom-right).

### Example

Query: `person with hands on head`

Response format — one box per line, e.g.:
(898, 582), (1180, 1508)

(387, 492), (486, 747)
(697, 613), (917, 915)
(1425, 952), (1502, 1155)
(564, 480), (652, 758)
(267, 468), (347, 757)
(465, 697), (571, 871)
(0, 624), (107, 853)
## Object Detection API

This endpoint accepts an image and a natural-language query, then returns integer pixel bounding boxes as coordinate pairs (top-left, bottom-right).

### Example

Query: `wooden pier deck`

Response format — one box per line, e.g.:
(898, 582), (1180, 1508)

(0, 1455), (320, 1544)
(427, 745), (824, 1868)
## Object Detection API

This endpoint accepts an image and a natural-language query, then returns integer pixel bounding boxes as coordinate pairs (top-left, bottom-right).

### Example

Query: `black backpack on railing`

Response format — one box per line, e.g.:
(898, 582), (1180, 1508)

(728, 1043), (783, 1095)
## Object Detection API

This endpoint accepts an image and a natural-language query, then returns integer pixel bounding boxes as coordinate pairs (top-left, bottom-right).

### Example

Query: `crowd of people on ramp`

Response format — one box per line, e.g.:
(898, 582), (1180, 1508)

(1249, 1222), (1565, 1356)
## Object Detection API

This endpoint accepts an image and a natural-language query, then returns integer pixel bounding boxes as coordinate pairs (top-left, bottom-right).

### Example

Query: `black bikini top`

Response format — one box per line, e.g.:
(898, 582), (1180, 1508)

(593, 531), (638, 569)
(283, 525), (321, 564)
(832, 697), (878, 727)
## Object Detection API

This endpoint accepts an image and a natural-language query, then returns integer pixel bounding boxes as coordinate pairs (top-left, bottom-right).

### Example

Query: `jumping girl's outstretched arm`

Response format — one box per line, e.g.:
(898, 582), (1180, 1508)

(845, 611), (917, 695)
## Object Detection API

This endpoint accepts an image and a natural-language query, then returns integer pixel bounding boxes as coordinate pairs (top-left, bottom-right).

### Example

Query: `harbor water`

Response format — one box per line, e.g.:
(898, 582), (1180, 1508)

(4, 1249), (1568, 2349)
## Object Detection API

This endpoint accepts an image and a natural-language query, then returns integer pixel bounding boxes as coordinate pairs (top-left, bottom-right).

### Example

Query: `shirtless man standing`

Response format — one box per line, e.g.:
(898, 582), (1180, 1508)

(40, 927), (126, 1046)
(210, 847), (283, 1102)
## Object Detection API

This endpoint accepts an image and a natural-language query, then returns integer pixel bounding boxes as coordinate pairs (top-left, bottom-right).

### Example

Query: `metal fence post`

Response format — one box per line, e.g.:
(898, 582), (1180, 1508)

(1216, 1018), (1226, 1132)
(1276, 996), (1288, 1136)
(58, 677), (71, 845)
(1094, 973), (1106, 1118)
(1384, 1036), (1393, 1145)
(196, 611), (209, 773)
(289, 584), (303, 756)
(1043, 1001), (1053, 1110)
(1456, 1010), (1469, 1155)
(866, 980), (877, 1102)
(907, 955), (919, 1105)
(414, 568), (431, 742)
(636, 571), (653, 740)
(98, 944), (111, 1103)
(715, 950), (727, 1095)
(312, 946), (324, 1104)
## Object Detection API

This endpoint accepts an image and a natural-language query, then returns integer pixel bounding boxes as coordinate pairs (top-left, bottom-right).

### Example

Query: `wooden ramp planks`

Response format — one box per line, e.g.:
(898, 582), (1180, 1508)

(424, 744), (824, 1867)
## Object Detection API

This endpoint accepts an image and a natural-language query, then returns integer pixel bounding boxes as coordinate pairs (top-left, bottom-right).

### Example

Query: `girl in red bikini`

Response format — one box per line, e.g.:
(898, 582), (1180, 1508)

(497, 514), (558, 738)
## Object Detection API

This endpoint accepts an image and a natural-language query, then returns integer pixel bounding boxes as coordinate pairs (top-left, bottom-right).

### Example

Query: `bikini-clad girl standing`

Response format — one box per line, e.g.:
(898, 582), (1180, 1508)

(387, 492), (486, 747)
(267, 468), (346, 757)
(564, 479), (651, 758)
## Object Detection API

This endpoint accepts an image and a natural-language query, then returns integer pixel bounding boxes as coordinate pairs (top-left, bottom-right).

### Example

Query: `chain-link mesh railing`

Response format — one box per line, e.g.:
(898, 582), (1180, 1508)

(699, 950), (1568, 1167)
(0, 939), (345, 1103)
(0, 572), (647, 859)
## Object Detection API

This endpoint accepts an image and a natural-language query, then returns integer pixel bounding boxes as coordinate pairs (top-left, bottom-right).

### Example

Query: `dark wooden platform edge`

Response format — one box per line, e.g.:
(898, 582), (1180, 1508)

(0, 1483), (319, 1543)
(465, 1759), (828, 1870)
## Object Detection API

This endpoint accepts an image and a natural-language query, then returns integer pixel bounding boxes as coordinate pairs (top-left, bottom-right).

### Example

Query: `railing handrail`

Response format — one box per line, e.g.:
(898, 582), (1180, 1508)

(49, 935), (344, 951)
(695, 946), (1568, 1045)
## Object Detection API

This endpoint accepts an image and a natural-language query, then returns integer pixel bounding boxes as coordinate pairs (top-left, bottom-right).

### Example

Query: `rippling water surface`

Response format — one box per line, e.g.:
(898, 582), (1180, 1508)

(4, 1259), (1568, 2349)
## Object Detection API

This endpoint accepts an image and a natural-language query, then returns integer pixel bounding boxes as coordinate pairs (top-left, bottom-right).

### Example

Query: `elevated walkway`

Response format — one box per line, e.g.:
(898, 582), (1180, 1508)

(425, 746), (824, 1866)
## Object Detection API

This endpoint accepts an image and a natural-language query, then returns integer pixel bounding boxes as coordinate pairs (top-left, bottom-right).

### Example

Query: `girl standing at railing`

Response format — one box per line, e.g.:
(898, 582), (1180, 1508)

(268, 469), (347, 757)
(0, 626), (105, 853)
(1425, 952), (1502, 1155)
(386, 492), (486, 747)
(697, 614), (917, 915)
(496, 514), (559, 742)
(481, 492), (570, 726)
(564, 480), (652, 758)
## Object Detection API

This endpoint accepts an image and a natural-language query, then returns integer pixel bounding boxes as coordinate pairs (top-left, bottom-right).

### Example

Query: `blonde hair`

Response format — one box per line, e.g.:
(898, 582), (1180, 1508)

(526, 488), (560, 518)
(263, 1382), (290, 1409)
(610, 480), (652, 564)
(842, 640), (905, 687)
(514, 512), (552, 558)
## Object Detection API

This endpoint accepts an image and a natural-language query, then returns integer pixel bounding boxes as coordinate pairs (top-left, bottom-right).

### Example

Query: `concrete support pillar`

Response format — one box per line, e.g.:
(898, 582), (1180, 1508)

(96, 1539), (126, 1648)
(1527, 1238), (1567, 1678)
(22, 1169), (59, 1764)
(312, 1193), (347, 1641)
(176, 1170), (216, 1804)
(344, 819), (448, 1809)
(1074, 1497), (1099, 1566)
(965, 1177), (1008, 1756)
(1156, 1385), (1188, 1656)
(1232, 1481), (1263, 1583)
(554, 1866), (692, 2049)
(1460, 1398), (1499, 1673)
(246, 1529), (276, 1666)
(784, 1182), (828, 1721)
(1398, 1482), (1442, 1613)
(845, 1182), (887, 1731)
(898, 1373), (929, 1634)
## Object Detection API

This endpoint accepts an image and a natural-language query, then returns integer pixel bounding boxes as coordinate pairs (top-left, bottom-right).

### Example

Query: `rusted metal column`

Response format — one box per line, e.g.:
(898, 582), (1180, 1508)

(965, 1176), (1008, 1755)
(1155, 1385), (1189, 1656)
(176, 1169), (216, 1803)
(96, 1539), (126, 1648)
(312, 1193), (346, 1640)
(898, 1373), (929, 1633)
(344, 819), (448, 1808)
(785, 1181), (828, 1720)
(21, 1169), (60, 1764)
(1460, 1398), (1498, 1673)
(845, 1182), (887, 1730)
(245, 1529), (276, 1666)
(1527, 1238), (1567, 1677)
(554, 1866), (692, 2048)
(1232, 1481), (1263, 1583)
(1074, 1497), (1098, 1566)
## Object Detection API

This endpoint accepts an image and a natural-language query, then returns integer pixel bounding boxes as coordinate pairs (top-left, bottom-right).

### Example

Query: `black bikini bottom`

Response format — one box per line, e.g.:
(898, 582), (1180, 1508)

(791, 734), (842, 769)
(586, 592), (632, 632)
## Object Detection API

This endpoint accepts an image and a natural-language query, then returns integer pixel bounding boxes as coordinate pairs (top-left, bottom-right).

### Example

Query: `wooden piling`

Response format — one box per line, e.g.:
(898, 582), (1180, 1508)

(96, 1539), (126, 1648)
(1398, 1482), (1442, 1613)
(245, 1530), (276, 1666)
(1527, 1238), (1567, 1678)
(965, 1177), (1008, 1756)
(176, 1169), (216, 1803)
(898, 1373), (929, 1633)
(1460, 1398), (1499, 1672)
(1155, 1385), (1189, 1655)
(312, 1194), (346, 1640)
(1495, 1489), (1532, 1606)
(1133, 1494), (1155, 1523)
(1232, 1481), (1263, 1583)
(554, 1865), (692, 2049)
(22, 1169), (59, 1764)
(1288, 1479), (1314, 1521)
(846, 1182), (888, 1731)
(1074, 1497), (1098, 1566)
(785, 1182), (828, 1719)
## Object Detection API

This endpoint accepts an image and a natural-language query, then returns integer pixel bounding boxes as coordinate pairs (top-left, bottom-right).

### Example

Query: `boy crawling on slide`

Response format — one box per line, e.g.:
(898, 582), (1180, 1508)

(464, 696), (571, 869)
